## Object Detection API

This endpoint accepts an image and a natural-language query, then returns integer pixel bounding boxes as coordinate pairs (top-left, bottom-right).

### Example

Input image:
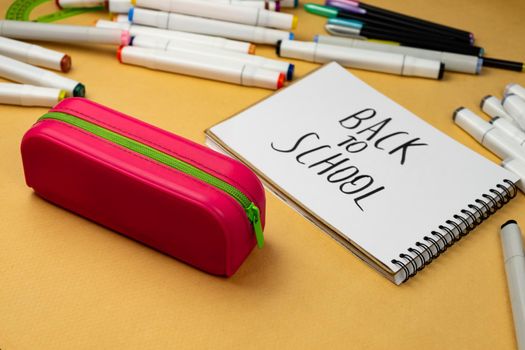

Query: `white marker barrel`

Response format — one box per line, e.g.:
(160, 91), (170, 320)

(112, 14), (130, 23)
(314, 35), (481, 75)
(0, 20), (131, 46)
(491, 117), (525, 147)
(132, 35), (293, 79)
(118, 46), (284, 89)
(277, 40), (444, 79)
(0, 36), (71, 72)
(0, 83), (65, 107)
(202, 0), (280, 11)
(503, 94), (525, 131)
(501, 159), (525, 193)
(108, 0), (132, 13)
(129, 8), (292, 45)
(134, 0), (296, 30)
(506, 83), (525, 101)
(96, 20), (254, 53)
(246, 0), (296, 8)
(481, 95), (515, 124)
(0, 54), (84, 97)
(57, 0), (104, 8)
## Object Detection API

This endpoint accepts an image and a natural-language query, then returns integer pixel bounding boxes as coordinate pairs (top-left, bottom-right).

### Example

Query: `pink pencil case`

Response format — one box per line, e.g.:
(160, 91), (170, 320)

(21, 97), (265, 276)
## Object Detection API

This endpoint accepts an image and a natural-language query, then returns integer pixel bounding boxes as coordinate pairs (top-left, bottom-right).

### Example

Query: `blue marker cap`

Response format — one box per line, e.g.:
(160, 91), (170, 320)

(328, 17), (363, 29)
(287, 64), (295, 81)
(293, 0), (299, 7)
(476, 58), (483, 74)
(313, 34), (319, 43)
(289, 32), (294, 40)
(128, 7), (134, 22)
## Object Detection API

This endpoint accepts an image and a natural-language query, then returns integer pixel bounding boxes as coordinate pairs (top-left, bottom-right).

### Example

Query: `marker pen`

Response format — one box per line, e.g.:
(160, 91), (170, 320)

(503, 94), (525, 131)
(506, 84), (525, 101)
(96, 20), (254, 53)
(0, 20), (131, 46)
(491, 117), (525, 147)
(324, 17), (482, 57)
(501, 159), (525, 192)
(0, 36), (71, 72)
(0, 83), (66, 107)
(133, 0), (297, 30)
(453, 107), (525, 162)
(482, 57), (524, 72)
(276, 40), (444, 79)
(481, 95), (515, 124)
(0, 54), (84, 97)
(314, 35), (481, 74)
(108, 0), (132, 13)
(118, 46), (285, 90)
(112, 14), (130, 22)
(278, 0), (298, 8)
(202, 0), (280, 11)
(56, 0), (104, 8)
(132, 35), (294, 79)
(129, 8), (292, 45)
(499, 220), (525, 350)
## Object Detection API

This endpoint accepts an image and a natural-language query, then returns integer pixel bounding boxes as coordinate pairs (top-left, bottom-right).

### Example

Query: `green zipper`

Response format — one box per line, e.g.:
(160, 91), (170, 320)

(39, 111), (264, 248)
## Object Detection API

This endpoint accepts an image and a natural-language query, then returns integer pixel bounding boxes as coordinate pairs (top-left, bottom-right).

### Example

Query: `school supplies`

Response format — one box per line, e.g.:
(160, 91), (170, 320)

(507, 84), (525, 100)
(206, 63), (518, 284)
(21, 98), (266, 276)
(118, 46), (285, 89)
(0, 83), (65, 107)
(276, 40), (444, 79)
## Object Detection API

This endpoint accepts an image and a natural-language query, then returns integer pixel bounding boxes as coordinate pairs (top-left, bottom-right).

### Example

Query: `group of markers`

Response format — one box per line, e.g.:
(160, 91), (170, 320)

(0, 0), (302, 107)
(274, 0), (524, 79)
(454, 83), (525, 193)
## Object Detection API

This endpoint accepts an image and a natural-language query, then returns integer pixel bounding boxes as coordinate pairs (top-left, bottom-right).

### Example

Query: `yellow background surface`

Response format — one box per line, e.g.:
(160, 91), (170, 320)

(1, 0), (525, 348)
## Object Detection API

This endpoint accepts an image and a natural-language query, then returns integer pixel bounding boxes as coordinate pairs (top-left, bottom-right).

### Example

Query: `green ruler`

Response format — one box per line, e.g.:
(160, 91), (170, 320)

(6, 0), (105, 22)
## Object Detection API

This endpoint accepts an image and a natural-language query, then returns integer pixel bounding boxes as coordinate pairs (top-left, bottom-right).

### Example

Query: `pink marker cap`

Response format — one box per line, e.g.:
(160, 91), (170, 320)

(121, 30), (131, 46)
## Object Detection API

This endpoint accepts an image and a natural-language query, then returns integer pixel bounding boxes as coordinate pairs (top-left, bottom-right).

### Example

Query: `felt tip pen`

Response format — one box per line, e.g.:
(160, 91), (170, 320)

(129, 8), (293, 45)
(0, 36), (71, 73)
(324, 24), (368, 40)
(276, 40), (444, 79)
(108, 0), (132, 13)
(325, 17), (482, 57)
(507, 84), (525, 101)
(501, 160), (525, 193)
(133, 0), (297, 30)
(246, 0), (298, 8)
(96, 20), (255, 53)
(325, 0), (473, 42)
(200, 0), (280, 11)
(503, 94), (525, 131)
(118, 46), (285, 89)
(322, 1), (471, 45)
(132, 35), (294, 79)
(490, 117), (525, 147)
(0, 83), (66, 107)
(314, 35), (481, 74)
(481, 95), (515, 125)
(0, 54), (85, 97)
(0, 20), (131, 46)
(483, 57), (524, 72)
(112, 14), (130, 22)
(499, 220), (525, 350)
(453, 107), (525, 162)
(56, 0), (104, 8)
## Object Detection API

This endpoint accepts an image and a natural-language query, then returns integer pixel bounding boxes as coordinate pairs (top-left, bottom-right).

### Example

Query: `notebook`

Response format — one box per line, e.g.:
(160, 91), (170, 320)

(205, 62), (519, 284)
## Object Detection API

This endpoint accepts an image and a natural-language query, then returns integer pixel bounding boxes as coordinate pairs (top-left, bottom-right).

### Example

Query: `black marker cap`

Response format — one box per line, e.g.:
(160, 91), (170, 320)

(452, 106), (465, 121)
(480, 94), (492, 109)
(489, 116), (500, 124)
(502, 93), (515, 105)
(276, 40), (282, 56)
(438, 62), (445, 80)
(501, 220), (517, 229)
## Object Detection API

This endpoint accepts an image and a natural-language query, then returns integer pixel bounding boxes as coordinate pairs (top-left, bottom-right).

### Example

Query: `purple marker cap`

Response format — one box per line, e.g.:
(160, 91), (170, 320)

(326, 0), (366, 14)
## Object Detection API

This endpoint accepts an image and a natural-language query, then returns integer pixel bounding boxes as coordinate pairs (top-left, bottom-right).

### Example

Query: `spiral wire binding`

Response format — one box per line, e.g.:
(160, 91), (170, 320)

(391, 179), (517, 283)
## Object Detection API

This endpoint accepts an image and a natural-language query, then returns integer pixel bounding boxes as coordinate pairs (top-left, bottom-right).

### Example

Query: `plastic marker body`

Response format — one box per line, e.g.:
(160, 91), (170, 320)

(202, 0), (280, 11)
(129, 8), (292, 44)
(57, 0), (104, 8)
(502, 160), (525, 193)
(314, 35), (481, 74)
(0, 20), (131, 46)
(0, 36), (71, 72)
(112, 14), (130, 22)
(503, 94), (525, 130)
(499, 220), (525, 350)
(118, 46), (285, 89)
(108, 0), (132, 13)
(491, 117), (525, 147)
(277, 40), (444, 79)
(132, 35), (293, 79)
(0, 83), (65, 107)
(481, 95), (515, 124)
(453, 107), (525, 162)
(134, 0), (296, 30)
(97, 20), (254, 53)
(507, 84), (525, 101)
(0, 54), (84, 97)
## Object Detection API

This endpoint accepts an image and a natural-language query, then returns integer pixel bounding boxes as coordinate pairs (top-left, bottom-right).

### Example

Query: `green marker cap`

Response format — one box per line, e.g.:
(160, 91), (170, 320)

(304, 3), (339, 18)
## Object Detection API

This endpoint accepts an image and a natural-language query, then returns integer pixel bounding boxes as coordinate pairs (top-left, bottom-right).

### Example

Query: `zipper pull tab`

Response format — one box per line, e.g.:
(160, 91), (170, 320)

(246, 202), (264, 248)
